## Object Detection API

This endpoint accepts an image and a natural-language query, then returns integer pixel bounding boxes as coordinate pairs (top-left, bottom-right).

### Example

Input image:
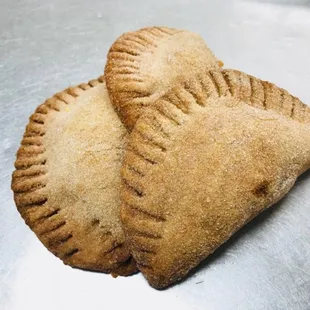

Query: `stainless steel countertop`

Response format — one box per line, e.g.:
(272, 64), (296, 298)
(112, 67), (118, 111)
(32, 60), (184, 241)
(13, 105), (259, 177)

(1, 0), (310, 309)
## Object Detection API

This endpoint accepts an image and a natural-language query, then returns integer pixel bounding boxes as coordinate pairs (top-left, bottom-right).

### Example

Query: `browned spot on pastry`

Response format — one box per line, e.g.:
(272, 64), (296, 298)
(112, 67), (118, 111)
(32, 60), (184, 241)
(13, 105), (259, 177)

(91, 218), (100, 226)
(252, 181), (270, 197)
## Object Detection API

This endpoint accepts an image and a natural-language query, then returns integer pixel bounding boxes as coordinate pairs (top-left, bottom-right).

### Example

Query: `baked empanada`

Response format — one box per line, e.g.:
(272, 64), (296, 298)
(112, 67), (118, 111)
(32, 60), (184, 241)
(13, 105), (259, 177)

(120, 70), (310, 288)
(12, 77), (137, 276)
(105, 26), (221, 130)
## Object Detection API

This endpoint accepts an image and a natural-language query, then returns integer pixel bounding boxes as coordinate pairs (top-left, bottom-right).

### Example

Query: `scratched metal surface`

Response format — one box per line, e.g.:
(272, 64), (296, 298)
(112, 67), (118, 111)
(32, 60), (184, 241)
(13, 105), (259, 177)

(1, 0), (310, 309)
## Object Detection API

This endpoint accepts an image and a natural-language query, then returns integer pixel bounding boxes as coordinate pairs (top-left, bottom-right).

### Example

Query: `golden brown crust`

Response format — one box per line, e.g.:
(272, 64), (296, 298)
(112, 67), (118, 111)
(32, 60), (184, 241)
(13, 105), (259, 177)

(120, 69), (310, 288)
(105, 26), (222, 130)
(111, 257), (138, 277)
(12, 76), (138, 276)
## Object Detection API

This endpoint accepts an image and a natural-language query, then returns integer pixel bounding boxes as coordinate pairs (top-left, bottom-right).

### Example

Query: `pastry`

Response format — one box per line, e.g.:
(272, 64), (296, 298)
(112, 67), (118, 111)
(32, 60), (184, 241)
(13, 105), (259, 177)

(120, 69), (310, 288)
(11, 77), (137, 276)
(105, 26), (222, 130)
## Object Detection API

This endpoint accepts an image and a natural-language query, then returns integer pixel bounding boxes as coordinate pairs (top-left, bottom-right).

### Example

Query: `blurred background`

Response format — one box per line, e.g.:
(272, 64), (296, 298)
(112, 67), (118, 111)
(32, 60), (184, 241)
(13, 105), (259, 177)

(1, 1), (310, 309)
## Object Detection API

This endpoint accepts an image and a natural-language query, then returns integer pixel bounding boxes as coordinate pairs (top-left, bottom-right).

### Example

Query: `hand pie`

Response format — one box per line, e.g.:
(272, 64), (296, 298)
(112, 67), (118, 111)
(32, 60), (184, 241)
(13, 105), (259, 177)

(105, 26), (222, 130)
(120, 69), (310, 288)
(12, 77), (137, 276)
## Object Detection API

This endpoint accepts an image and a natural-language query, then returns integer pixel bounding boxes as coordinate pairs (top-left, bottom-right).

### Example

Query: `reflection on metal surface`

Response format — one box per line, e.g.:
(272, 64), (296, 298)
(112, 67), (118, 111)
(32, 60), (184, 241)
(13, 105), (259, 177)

(247, 0), (310, 6)
(0, 0), (310, 309)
